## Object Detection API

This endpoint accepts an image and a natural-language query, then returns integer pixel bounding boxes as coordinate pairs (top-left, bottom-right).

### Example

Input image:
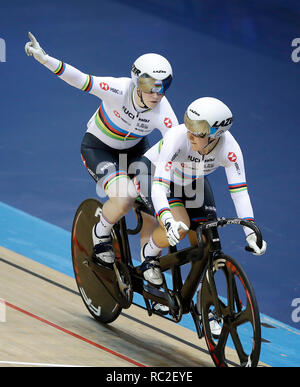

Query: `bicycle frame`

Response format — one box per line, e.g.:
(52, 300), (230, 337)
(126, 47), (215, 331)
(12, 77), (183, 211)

(113, 203), (263, 326)
(71, 197), (263, 366)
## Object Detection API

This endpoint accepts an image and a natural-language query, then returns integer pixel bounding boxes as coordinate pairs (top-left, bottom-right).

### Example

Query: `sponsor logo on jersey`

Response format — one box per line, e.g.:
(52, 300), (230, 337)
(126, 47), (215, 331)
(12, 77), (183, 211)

(100, 82), (110, 91)
(188, 155), (202, 163)
(114, 110), (120, 118)
(110, 87), (123, 95)
(122, 106), (135, 119)
(164, 117), (172, 128)
(138, 118), (150, 123)
(228, 152), (237, 162)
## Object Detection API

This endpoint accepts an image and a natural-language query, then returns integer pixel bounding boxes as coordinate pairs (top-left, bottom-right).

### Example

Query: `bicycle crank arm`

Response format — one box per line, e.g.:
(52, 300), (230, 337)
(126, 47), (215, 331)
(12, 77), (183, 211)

(113, 263), (128, 296)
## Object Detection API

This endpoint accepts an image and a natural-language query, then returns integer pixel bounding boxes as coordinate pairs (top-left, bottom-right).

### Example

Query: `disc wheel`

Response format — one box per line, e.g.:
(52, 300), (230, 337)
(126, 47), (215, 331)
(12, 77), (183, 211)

(71, 198), (125, 323)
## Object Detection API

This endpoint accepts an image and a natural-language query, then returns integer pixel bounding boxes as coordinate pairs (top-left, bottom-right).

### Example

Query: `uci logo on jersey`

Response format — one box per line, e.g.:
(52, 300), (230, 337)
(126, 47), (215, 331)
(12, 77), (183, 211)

(212, 117), (233, 128)
(122, 106), (135, 119)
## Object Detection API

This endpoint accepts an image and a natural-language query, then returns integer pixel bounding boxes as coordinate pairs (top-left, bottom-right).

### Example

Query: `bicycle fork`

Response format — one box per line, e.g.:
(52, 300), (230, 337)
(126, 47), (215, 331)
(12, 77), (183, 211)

(198, 225), (223, 321)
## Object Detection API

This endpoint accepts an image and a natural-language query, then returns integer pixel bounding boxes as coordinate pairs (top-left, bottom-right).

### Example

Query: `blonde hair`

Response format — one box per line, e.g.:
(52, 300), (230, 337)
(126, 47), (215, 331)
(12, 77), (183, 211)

(184, 113), (211, 137)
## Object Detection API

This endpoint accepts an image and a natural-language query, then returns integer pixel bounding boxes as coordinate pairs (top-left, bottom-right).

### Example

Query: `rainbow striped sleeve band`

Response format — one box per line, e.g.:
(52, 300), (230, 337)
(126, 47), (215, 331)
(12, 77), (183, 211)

(228, 182), (247, 193)
(53, 61), (66, 76)
(168, 198), (184, 208)
(153, 177), (171, 189)
(81, 75), (94, 92)
(102, 171), (130, 193)
(242, 217), (254, 222)
(156, 207), (172, 223)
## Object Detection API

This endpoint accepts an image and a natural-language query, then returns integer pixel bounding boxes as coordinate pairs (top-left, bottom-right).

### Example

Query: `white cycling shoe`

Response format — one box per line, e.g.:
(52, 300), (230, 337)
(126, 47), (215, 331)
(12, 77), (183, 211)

(152, 301), (169, 315)
(92, 225), (115, 265)
(140, 244), (163, 287)
(200, 309), (222, 338)
(140, 245), (168, 314)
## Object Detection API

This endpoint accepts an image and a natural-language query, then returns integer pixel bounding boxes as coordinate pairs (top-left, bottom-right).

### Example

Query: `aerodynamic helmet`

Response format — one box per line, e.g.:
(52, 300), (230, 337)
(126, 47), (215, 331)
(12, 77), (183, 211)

(184, 97), (233, 139)
(131, 53), (173, 95)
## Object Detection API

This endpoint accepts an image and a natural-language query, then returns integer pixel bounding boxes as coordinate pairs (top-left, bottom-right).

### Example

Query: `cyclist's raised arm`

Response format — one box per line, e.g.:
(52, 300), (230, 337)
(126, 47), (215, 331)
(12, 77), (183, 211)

(25, 32), (125, 100)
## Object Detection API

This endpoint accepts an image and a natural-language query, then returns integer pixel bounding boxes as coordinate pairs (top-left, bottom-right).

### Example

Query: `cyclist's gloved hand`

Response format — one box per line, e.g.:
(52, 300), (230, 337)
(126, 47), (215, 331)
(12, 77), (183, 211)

(246, 233), (267, 255)
(25, 32), (48, 64)
(164, 218), (189, 246)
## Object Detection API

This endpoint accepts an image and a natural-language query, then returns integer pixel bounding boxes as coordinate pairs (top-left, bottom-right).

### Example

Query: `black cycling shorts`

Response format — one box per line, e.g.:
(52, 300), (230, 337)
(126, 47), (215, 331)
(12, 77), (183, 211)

(137, 156), (217, 229)
(81, 133), (150, 193)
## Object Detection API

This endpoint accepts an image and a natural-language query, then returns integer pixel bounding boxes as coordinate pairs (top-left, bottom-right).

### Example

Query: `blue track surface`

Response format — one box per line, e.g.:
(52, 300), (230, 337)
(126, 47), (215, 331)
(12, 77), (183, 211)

(1, 0), (300, 366)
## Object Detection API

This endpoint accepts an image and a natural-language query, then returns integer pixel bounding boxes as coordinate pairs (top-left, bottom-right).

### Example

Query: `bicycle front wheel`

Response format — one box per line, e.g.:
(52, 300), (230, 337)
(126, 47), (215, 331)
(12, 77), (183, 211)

(200, 254), (261, 367)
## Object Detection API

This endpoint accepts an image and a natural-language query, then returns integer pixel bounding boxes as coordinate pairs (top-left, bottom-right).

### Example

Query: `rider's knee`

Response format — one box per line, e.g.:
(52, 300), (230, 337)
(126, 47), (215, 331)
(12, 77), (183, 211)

(106, 176), (138, 199)
(110, 196), (135, 215)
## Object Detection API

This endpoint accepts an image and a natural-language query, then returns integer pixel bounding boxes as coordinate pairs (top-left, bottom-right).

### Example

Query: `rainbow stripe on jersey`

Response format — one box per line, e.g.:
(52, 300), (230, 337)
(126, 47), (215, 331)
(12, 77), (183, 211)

(95, 103), (144, 141)
(53, 61), (66, 76)
(156, 207), (172, 223)
(174, 167), (198, 180)
(153, 177), (171, 189)
(102, 170), (130, 193)
(81, 75), (94, 92)
(228, 182), (248, 193)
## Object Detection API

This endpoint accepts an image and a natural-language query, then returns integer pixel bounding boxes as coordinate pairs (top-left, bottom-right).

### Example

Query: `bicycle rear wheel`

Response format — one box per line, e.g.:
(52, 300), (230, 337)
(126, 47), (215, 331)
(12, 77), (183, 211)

(200, 254), (261, 367)
(71, 198), (126, 323)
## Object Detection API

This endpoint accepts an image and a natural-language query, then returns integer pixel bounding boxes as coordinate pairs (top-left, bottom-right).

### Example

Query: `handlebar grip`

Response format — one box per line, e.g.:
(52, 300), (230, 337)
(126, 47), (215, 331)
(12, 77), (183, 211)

(196, 218), (263, 250)
(240, 221), (263, 249)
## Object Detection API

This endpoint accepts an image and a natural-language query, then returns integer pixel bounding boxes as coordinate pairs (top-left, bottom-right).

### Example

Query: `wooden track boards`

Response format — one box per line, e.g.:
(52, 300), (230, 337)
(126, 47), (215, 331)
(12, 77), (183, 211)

(0, 246), (268, 367)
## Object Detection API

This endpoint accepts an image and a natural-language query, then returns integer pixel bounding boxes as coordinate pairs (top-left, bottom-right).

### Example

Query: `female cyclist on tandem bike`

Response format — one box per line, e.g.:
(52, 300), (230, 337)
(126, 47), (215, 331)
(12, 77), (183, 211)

(71, 97), (267, 367)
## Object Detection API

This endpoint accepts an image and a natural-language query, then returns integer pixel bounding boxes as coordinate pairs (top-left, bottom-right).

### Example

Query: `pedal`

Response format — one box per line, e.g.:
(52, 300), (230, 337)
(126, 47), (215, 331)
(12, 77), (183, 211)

(92, 254), (114, 270)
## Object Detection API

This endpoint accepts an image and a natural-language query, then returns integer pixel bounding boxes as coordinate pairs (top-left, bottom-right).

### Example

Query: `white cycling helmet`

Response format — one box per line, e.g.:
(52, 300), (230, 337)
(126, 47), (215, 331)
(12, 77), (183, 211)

(184, 97), (233, 139)
(131, 53), (173, 95)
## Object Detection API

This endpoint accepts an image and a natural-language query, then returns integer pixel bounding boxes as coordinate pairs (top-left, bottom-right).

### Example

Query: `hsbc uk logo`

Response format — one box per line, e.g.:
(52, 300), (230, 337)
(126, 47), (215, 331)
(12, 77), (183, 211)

(228, 152), (237, 162)
(164, 117), (172, 128)
(100, 82), (109, 91)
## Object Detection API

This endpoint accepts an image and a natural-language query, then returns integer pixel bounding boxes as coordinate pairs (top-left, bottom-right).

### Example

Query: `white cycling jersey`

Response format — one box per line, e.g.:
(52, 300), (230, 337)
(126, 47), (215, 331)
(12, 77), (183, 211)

(42, 56), (178, 150)
(145, 124), (255, 236)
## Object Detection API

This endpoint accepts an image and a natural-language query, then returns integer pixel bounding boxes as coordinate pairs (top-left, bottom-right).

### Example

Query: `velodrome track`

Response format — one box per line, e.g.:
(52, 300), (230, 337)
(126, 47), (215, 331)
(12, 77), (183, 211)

(0, 245), (269, 368)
